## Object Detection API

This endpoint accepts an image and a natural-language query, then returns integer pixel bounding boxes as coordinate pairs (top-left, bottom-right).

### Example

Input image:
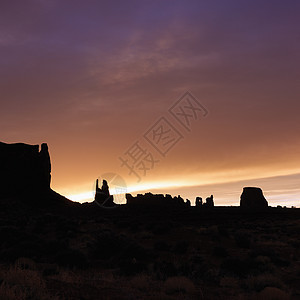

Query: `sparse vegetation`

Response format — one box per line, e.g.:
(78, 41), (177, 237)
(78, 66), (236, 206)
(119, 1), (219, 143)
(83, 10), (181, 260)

(0, 207), (299, 299)
(164, 276), (195, 295)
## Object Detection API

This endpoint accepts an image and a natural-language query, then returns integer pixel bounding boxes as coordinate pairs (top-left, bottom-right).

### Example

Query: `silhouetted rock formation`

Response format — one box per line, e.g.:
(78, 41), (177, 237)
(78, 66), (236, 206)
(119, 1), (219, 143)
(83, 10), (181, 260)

(203, 195), (214, 208)
(126, 192), (186, 207)
(0, 142), (51, 197)
(0, 141), (76, 208)
(195, 197), (202, 207)
(94, 179), (115, 207)
(240, 187), (268, 210)
(40, 143), (51, 188)
(175, 195), (185, 205)
(101, 180), (110, 196)
(195, 195), (214, 208)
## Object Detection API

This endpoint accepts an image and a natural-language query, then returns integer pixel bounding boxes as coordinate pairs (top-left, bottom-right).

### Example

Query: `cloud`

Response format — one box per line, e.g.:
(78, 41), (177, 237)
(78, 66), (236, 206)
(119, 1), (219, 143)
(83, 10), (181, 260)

(0, 0), (299, 205)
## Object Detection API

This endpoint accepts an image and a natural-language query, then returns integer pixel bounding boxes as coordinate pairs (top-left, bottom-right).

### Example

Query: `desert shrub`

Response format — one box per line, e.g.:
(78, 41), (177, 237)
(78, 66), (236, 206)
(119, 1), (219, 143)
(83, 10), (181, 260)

(176, 262), (193, 277)
(108, 240), (151, 276)
(91, 231), (126, 260)
(44, 240), (68, 256)
(173, 241), (188, 254)
(154, 261), (178, 280)
(32, 214), (62, 234)
(242, 273), (284, 292)
(14, 257), (37, 270)
(213, 246), (228, 257)
(218, 226), (229, 237)
(153, 240), (170, 252)
(249, 248), (289, 268)
(54, 269), (83, 284)
(0, 282), (27, 300)
(129, 221), (141, 232)
(1, 240), (45, 262)
(189, 255), (209, 279)
(42, 265), (59, 276)
(249, 247), (274, 259)
(118, 258), (147, 276)
(130, 274), (152, 292)
(270, 255), (290, 267)
(254, 255), (271, 264)
(121, 243), (147, 260)
(55, 249), (88, 268)
(15, 240), (45, 258)
(0, 226), (24, 246)
(115, 220), (131, 228)
(139, 230), (154, 240)
(257, 287), (290, 300)
(164, 276), (195, 295)
(290, 239), (300, 248)
(207, 225), (219, 236)
(0, 267), (52, 300)
(3, 268), (44, 288)
(204, 268), (220, 284)
(253, 256), (274, 273)
(234, 232), (252, 248)
(0, 228), (45, 262)
(220, 276), (239, 288)
(118, 242), (152, 276)
(197, 227), (208, 235)
(221, 257), (261, 278)
(56, 219), (77, 233)
(148, 221), (173, 235)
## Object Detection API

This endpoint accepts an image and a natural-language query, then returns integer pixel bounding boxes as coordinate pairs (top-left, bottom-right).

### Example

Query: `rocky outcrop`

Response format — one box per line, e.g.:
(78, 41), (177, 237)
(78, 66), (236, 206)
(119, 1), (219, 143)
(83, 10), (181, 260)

(240, 187), (268, 209)
(94, 179), (115, 207)
(195, 197), (202, 207)
(125, 192), (187, 207)
(204, 195), (214, 208)
(195, 195), (214, 208)
(0, 141), (51, 197)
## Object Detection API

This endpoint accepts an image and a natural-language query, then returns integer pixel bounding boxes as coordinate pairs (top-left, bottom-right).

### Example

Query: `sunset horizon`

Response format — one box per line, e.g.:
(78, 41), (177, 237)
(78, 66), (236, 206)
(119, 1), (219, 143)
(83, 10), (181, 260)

(1, 1), (299, 207)
(1, 2), (299, 298)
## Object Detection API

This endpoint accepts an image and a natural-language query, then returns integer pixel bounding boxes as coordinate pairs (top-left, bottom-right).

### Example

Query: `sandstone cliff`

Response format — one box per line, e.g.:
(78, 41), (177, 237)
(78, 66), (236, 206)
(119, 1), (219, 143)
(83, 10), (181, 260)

(0, 141), (51, 197)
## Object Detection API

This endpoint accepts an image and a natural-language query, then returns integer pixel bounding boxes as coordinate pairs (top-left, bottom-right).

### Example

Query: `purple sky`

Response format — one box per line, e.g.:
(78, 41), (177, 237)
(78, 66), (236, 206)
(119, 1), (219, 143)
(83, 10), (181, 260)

(1, 0), (300, 206)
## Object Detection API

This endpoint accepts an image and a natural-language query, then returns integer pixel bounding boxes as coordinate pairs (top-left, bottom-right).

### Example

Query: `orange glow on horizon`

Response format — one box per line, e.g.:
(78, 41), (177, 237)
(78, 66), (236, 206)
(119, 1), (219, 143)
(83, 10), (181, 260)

(1, 1), (299, 209)
(63, 168), (300, 207)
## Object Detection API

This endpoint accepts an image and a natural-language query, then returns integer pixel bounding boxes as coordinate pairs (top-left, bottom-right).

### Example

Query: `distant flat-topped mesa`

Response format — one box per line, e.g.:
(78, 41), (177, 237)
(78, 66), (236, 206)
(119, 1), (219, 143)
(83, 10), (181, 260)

(126, 192), (189, 207)
(240, 187), (268, 210)
(0, 141), (51, 197)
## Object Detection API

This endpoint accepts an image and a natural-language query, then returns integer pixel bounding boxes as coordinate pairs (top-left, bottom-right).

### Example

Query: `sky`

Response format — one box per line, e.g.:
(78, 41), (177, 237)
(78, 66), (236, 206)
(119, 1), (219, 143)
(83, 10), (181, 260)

(1, 0), (299, 207)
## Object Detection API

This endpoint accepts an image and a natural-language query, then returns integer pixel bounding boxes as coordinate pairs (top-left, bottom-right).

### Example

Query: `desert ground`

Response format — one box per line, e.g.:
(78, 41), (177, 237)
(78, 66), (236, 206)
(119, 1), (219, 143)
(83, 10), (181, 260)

(0, 200), (299, 300)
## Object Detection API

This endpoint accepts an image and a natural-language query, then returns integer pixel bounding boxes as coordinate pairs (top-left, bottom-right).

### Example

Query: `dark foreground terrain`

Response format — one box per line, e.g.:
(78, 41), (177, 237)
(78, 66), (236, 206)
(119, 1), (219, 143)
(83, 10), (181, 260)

(0, 201), (299, 300)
